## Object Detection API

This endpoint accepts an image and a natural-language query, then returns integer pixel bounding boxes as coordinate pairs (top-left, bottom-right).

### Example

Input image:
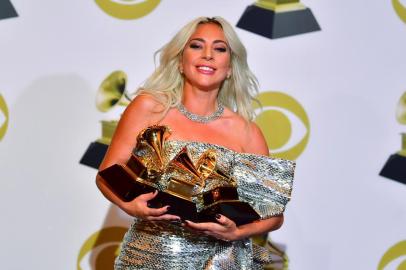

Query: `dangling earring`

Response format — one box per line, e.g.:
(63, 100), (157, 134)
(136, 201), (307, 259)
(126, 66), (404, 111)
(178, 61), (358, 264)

(226, 72), (231, 79)
(179, 67), (184, 75)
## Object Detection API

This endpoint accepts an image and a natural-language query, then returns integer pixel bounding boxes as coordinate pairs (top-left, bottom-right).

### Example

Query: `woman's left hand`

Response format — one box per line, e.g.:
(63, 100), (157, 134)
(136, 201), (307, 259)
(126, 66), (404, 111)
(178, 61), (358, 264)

(183, 214), (242, 242)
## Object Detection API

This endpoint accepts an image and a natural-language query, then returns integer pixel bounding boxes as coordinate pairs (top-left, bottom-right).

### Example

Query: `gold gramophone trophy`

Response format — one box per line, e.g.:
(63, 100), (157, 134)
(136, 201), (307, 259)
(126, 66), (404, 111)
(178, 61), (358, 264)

(98, 125), (261, 225)
(236, 0), (320, 39)
(380, 92), (406, 184)
(80, 70), (131, 169)
(98, 125), (202, 221)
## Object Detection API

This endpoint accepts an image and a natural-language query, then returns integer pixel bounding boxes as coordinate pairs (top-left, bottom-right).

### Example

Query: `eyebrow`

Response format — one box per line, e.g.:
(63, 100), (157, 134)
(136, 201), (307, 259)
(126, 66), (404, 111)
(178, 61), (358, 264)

(189, 38), (228, 46)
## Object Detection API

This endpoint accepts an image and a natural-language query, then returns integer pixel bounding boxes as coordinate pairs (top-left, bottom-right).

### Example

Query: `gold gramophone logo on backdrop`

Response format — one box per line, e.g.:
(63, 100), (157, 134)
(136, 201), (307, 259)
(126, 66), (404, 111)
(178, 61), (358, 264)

(380, 92), (406, 184)
(0, 0), (18, 20)
(377, 240), (406, 270)
(237, 0), (321, 39)
(95, 0), (161, 20)
(79, 71), (131, 169)
(254, 91), (310, 160)
(0, 94), (9, 141)
(77, 226), (128, 270)
(392, 0), (406, 24)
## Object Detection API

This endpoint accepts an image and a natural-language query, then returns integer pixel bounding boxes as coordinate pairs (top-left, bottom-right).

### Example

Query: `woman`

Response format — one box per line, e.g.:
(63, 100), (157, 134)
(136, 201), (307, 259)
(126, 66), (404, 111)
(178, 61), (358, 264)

(96, 16), (294, 269)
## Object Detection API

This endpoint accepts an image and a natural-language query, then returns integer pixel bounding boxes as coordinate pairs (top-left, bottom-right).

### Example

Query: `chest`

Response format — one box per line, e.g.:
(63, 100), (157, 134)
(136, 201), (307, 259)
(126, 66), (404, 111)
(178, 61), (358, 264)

(159, 110), (245, 152)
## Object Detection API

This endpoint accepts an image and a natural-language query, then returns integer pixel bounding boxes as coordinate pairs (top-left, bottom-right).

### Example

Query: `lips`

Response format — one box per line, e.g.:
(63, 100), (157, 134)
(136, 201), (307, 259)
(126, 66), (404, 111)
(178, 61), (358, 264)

(196, 65), (216, 75)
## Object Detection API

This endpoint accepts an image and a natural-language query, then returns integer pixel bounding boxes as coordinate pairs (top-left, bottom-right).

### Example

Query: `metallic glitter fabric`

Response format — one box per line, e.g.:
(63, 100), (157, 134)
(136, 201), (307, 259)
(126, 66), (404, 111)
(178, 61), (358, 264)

(115, 139), (295, 270)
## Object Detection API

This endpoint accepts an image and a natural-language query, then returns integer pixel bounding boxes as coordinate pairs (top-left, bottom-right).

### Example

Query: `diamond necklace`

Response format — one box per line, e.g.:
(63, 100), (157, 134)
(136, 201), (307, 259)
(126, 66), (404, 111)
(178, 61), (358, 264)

(177, 102), (224, 123)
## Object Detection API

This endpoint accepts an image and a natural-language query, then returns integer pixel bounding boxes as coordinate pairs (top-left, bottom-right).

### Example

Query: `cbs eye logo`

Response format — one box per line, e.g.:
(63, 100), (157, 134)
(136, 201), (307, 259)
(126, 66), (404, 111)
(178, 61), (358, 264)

(77, 227), (128, 270)
(95, 0), (161, 20)
(0, 94), (9, 141)
(378, 240), (406, 270)
(392, 0), (406, 24)
(254, 91), (310, 160)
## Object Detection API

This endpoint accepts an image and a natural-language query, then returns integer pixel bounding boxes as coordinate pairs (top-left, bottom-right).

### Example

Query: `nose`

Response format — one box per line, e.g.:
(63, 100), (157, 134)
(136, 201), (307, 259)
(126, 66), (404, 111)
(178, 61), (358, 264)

(202, 47), (213, 60)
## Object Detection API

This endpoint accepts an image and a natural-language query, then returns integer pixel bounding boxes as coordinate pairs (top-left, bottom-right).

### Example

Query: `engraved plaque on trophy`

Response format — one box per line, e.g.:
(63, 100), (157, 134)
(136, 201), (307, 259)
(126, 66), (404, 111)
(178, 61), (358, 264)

(380, 92), (406, 184)
(237, 0), (320, 39)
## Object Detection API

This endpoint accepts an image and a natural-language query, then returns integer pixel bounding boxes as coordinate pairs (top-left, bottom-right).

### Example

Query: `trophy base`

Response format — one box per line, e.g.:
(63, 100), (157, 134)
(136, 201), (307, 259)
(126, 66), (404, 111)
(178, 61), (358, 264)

(199, 201), (261, 226)
(99, 164), (260, 225)
(99, 164), (156, 202)
(98, 164), (199, 221)
(236, 4), (320, 39)
(0, 1), (18, 20)
(380, 153), (406, 185)
(150, 192), (199, 222)
(80, 141), (109, 169)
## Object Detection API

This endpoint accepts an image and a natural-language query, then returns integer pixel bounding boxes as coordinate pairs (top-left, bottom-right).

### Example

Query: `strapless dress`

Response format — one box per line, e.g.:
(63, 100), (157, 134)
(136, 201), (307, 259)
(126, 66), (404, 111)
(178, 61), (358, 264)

(114, 139), (295, 270)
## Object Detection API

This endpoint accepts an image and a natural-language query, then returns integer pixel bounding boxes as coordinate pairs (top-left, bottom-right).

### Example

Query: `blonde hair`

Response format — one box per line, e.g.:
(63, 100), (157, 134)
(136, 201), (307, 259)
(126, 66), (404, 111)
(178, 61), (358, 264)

(136, 16), (259, 121)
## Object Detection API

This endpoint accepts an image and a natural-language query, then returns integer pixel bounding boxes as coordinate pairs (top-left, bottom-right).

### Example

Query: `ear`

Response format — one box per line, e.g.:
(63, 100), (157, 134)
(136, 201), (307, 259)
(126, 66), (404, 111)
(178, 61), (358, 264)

(227, 67), (232, 79)
(178, 56), (184, 74)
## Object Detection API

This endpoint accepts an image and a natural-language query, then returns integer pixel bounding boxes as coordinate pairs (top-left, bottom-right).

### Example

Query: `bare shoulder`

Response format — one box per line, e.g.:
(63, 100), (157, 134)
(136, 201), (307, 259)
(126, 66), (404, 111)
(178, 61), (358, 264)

(222, 109), (269, 156)
(124, 94), (165, 119)
(115, 93), (166, 139)
(99, 94), (165, 169)
(243, 121), (269, 156)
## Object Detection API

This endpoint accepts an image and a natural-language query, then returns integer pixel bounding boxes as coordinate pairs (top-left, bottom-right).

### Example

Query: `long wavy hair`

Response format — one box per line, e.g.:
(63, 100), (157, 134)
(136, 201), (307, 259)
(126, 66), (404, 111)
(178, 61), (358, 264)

(136, 16), (259, 121)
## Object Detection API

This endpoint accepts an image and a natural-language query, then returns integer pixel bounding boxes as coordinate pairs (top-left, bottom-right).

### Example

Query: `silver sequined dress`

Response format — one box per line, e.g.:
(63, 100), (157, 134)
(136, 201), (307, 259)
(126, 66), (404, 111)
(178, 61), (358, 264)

(115, 140), (295, 270)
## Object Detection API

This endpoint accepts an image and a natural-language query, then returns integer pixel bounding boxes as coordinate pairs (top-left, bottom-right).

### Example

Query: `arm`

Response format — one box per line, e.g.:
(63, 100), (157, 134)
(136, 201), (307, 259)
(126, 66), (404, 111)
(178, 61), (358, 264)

(95, 95), (179, 221)
(185, 122), (284, 240)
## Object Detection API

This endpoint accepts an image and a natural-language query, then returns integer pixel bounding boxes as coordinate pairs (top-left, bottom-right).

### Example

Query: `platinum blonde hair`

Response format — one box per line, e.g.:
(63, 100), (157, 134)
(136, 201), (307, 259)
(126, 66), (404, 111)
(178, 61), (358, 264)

(137, 16), (259, 121)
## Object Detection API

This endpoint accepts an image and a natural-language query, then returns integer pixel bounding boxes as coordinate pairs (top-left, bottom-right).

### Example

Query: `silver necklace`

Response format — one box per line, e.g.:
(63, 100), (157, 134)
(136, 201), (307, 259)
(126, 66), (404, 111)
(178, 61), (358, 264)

(177, 102), (224, 123)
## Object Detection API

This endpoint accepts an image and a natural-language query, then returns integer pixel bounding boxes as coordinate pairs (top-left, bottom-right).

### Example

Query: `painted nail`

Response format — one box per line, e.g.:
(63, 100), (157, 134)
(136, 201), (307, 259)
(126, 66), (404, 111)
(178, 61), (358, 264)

(215, 214), (221, 219)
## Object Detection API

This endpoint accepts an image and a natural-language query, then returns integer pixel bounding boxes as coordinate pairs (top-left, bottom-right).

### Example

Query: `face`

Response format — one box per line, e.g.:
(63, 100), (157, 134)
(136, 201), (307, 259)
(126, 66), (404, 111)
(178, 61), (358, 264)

(180, 23), (231, 92)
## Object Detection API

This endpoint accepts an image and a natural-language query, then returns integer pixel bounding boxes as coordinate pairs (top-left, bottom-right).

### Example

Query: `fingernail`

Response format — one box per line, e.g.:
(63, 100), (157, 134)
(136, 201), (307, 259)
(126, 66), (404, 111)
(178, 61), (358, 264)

(215, 214), (221, 220)
(166, 206), (171, 210)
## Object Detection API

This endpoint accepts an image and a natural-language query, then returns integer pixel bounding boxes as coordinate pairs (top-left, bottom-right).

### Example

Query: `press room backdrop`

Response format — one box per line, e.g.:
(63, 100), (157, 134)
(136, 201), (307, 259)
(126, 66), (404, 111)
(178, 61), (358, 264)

(1, 0), (406, 269)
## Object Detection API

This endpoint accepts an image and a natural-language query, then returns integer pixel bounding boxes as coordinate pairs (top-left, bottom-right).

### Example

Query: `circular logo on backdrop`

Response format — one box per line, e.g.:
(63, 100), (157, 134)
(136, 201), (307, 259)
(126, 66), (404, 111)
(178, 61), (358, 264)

(392, 0), (406, 24)
(95, 0), (161, 20)
(0, 94), (9, 141)
(77, 227), (128, 270)
(378, 240), (406, 270)
(254, 91), (310, 160)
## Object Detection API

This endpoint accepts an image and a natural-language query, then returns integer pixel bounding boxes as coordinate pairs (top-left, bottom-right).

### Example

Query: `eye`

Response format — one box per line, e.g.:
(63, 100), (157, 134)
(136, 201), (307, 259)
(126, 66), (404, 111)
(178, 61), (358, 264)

(214, 47), (227, 53)
(189, 43), (202, 49)
(253, 91), (310, 160)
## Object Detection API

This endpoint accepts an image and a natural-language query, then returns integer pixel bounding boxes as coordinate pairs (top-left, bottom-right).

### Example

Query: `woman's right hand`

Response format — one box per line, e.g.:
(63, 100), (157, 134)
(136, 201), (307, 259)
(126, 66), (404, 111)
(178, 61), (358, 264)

(121, 190), (180, 221)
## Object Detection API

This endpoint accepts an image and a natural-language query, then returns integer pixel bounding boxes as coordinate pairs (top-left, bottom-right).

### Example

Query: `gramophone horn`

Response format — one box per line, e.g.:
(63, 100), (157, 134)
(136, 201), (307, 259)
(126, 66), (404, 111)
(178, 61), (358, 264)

(197, 149), (234, 186)
(96, 70), (131, 112)
(168, 147), (203, 186)
(396, 92), (406, 125)
(138, 125), (171, 169)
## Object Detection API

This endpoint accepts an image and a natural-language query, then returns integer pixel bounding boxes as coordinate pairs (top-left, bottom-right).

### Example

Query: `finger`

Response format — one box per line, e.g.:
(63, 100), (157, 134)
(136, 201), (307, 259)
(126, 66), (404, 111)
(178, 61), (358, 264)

(215, 214), (235, 229)
(137, 190), (158, 201)
(147, 214), (180, 221)
(146, 205), (169, 217)
(203, 231), (217, 238)
(184, 220), (220, 231)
